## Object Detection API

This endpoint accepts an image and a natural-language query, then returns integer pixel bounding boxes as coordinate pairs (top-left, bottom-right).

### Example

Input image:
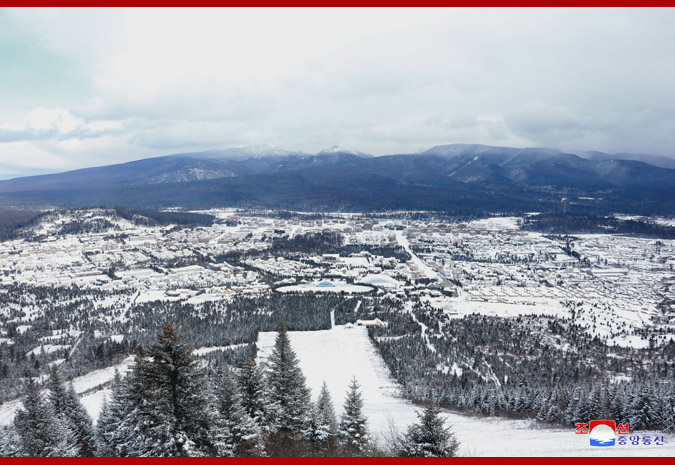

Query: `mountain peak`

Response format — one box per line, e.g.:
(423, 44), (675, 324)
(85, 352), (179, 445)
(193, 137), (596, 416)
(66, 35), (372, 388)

(219, 144), (303, 159)
(317, 146), (371, 157)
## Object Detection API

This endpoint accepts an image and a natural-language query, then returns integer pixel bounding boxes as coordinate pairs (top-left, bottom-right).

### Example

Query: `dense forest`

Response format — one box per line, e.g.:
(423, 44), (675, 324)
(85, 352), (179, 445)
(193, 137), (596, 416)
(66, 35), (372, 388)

(0, 322), (458, 457)
(0, 285), (352, 404)
(522, 214), (675, 239)
(334, 298), (675, 432)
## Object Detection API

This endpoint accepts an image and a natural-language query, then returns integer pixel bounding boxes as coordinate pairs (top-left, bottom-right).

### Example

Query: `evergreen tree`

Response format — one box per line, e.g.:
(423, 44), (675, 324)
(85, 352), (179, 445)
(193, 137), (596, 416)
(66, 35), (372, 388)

(316, 382), (338, 449)
(13, 378), (78, 457)
(46, 366), (95, 456)
(0, 426), (23, 457)
(114, 324), (217, 457)
(62, 383), (95, 456)
(610, 384), (627, 423)
(95, 369), (136, 457)
(628, 384), (661, 430)
(399, 400), (459, 457)
(213, 366), (264, 457)
(46, 366), (68, 415)
(266, 319), (312, 455)
(660, 383), (675, 433)
(338, 377), (370, 456)
(94, 396), (115, 457)
(587, 384), (604, 421)
(238, 358), (268, 432)
(307, 382), (338, 455)
(146, 323), (216, 456)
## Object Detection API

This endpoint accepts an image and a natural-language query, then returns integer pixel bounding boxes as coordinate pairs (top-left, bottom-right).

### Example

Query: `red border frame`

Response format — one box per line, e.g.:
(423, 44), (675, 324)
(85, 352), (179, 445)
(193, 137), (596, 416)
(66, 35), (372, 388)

(0, 2), (673, 462)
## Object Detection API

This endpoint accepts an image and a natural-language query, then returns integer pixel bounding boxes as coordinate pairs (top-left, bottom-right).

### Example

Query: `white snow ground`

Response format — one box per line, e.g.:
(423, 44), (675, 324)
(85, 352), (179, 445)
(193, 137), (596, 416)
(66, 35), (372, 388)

(257, 325), (673, 456)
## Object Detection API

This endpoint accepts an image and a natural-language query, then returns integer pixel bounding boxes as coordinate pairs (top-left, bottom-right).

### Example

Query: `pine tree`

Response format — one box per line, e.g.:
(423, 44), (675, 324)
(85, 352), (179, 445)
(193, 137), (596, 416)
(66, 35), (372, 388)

(316, 382), (338, 436)
(628, 384), (661, 430)
(610, 384), (627, 423)
(47, 366), (95, 456)
(308, 382), (338, 455)
(147, 323), (216, 456)
(660, 383), (675, 432)
(95, 368), (136, 457)
(115, 324), (217, 457)
(63, 383), (95, 456)
(266, 318), (312, 455)
(587, 383), (604, 421)
(399, 400), (459, 457)
(338, 377), (370, 456)
(13, 377), (78, 457)
(0, 426), (23, 457)
(94, 396), (115, 457)
(214, 366), (264, 457)
(46, 366), (68, 415)
(238, 358), (268, 432)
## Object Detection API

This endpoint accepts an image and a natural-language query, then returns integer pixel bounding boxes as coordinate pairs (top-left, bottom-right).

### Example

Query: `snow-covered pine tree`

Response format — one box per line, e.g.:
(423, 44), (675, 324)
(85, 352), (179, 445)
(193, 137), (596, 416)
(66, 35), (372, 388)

(573, 389), (593, 425)
(94, 396), (115, 457)
(315, 381), (338, 453)
(140, 323), (217, 457)
(658, 382), (675, 433)
(46, 366), (69, 416)
(306, 382), (339, 456)
(398, 400), (459, 457)
(47, 366), (95, 455)
(13, 377), (78, 457)
(564, 386), (582, 425)
(587, 383), (604, 421)
(338, 377), (370, 456)
(214, 366), (265, 457)
(627, 384), (661, 430)
(266, 318), (312, 455)
(62, 383), (95, 456)
(610, 384), (627, 423)
(102, 354), (149, 456)
(95, 369), (136, 457)
(238, 358), (268, 432)
(0, 425), (23, 457)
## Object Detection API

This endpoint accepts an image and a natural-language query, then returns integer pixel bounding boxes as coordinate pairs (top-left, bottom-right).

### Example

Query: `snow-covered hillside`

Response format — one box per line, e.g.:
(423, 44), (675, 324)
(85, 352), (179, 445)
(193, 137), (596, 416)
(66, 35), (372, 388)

(257, 325), (673, 456)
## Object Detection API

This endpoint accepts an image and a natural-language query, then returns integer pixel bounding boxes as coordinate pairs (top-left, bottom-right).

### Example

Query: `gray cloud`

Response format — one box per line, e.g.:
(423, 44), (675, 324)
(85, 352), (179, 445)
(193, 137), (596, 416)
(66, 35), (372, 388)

(1, 7), (675, 178)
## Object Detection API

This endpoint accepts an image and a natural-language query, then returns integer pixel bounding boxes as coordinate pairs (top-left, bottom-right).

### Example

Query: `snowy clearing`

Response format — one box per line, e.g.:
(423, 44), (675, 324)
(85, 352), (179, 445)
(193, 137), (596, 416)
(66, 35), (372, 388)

(257, 325), (673, 456)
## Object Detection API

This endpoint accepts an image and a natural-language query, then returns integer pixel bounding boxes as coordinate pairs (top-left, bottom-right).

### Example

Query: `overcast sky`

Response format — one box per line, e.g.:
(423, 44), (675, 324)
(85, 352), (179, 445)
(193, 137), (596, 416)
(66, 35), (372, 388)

(1, 7), (675, 179)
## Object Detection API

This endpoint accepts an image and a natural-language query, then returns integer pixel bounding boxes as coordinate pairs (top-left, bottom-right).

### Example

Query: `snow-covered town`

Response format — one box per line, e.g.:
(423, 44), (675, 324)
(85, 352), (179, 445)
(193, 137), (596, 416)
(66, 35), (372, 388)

(0, 208), (673, 456)
(1, 209), (673, 347)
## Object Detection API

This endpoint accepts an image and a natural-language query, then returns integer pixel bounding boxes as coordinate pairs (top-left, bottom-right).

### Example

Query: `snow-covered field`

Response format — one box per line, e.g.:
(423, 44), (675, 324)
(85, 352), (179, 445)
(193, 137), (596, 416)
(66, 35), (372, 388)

(466, 216), (522, 230)
(257, 325), (673, 456)
(276, 282), (373, 294)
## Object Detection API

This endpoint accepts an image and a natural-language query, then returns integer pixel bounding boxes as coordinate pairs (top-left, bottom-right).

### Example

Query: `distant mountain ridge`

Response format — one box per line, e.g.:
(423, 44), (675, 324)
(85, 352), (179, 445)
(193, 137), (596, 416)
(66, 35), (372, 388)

(0, 145), (372, 194)
(576, 150), (675, 170)
(0, 143), (673, 215)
